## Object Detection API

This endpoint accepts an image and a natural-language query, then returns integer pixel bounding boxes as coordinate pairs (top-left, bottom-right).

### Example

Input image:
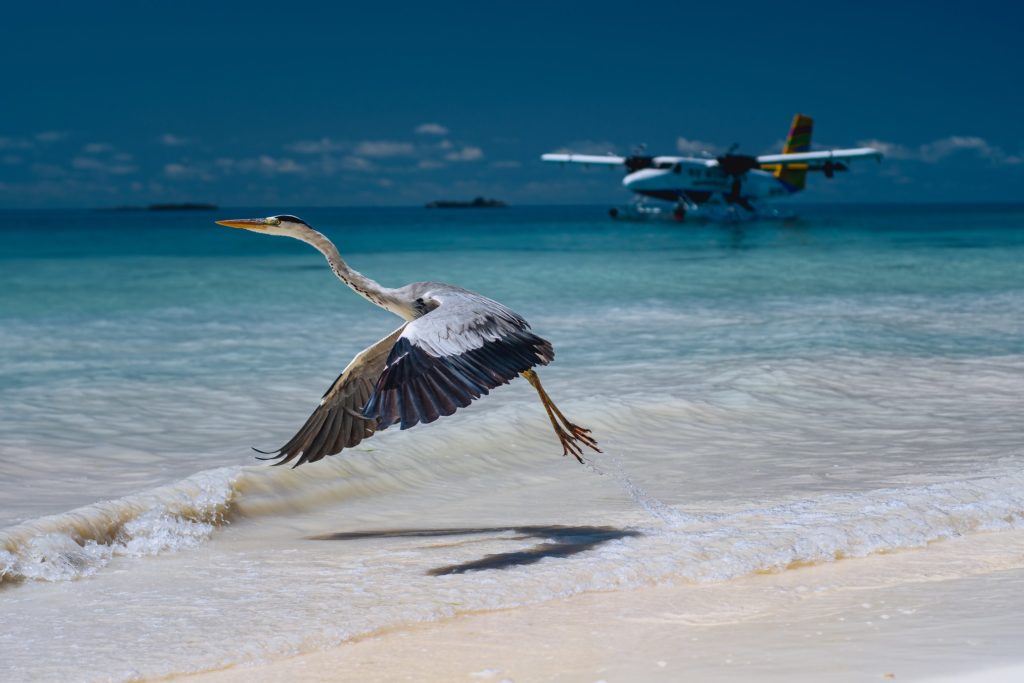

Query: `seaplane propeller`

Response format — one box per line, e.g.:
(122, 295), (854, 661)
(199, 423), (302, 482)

(715, 145), (760, 211)
(822, 160), (849, 179)
(623, 154), (655, 172)
(616, 144), (652, 173)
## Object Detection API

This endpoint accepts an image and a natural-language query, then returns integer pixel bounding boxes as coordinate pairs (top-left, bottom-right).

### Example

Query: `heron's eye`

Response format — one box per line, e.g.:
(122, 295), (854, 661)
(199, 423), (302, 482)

(268, 217), (282, 226)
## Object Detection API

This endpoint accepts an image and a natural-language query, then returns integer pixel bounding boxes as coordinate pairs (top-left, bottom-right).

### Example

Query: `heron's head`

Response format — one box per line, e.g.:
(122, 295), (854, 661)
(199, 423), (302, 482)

(215, 214), (311, 237)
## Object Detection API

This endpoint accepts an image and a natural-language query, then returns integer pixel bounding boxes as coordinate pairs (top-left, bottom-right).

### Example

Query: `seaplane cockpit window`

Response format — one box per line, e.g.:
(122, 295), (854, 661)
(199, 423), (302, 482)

(672, 163), (682, 174)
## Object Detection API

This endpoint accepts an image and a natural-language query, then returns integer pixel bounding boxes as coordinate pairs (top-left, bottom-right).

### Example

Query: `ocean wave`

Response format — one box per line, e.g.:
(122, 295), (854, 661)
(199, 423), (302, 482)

(0, 455), (432, 584)
(396, 465), (1024, 618)
(4, 449), (1024, 682)
(2, 380), (1022, 589)
(0, 467), (242, 583)
(0, 406), (592, 585)
(623, 467), (1024, 583)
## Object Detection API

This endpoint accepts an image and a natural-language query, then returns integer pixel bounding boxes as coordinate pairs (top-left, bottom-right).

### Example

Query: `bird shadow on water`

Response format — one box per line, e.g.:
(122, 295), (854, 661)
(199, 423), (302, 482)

(308, 525), (642, 576)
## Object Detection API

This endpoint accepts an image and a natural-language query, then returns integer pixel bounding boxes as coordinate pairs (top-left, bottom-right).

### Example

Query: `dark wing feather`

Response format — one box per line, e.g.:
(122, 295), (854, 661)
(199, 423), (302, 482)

(258, 324), (407, 467)
(363, 287), (553, 431)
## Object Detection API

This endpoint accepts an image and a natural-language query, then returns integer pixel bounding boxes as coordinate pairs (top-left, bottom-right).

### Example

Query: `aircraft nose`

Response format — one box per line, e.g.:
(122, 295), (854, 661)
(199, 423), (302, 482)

(622, 170), (641, 188)
(622, 168), (656, 189)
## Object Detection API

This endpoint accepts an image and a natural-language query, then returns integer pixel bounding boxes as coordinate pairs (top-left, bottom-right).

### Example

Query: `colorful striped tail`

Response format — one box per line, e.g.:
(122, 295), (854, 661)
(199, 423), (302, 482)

(775, 113), (814, 192)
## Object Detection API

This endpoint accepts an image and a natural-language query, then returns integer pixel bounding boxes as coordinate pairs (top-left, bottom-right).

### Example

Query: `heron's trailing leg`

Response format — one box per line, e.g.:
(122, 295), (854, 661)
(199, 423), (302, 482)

(521, 369), (600, 463)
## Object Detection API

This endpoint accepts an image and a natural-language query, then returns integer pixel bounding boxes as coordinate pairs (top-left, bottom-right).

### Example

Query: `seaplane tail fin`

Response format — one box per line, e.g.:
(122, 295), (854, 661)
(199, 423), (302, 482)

(775, 113), (814, 191)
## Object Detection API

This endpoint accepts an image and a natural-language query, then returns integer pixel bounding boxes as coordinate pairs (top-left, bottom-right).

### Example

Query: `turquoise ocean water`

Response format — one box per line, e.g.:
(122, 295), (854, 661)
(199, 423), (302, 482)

(1, 204), (1022, 679)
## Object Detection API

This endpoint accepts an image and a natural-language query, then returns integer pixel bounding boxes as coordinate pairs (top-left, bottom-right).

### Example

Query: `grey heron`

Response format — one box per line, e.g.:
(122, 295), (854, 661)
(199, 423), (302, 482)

(215, 215), (600, 467)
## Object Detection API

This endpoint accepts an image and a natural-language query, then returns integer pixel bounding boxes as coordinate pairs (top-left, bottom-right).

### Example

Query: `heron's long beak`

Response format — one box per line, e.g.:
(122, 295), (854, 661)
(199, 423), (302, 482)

(215, 218), (268, 230)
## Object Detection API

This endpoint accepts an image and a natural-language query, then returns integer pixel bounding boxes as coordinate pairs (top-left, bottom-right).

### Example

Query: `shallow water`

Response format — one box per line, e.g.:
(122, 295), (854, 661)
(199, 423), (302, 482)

(1, 204), (1022, 680)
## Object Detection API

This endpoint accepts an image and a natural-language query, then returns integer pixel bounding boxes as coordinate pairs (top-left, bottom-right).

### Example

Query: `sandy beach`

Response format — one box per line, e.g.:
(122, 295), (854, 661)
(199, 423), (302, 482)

(181, 529), (1024, 682)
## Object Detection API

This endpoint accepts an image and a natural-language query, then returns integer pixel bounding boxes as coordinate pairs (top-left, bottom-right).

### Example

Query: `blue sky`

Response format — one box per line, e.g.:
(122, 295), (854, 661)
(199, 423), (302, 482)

(2, 1), (1021, 208)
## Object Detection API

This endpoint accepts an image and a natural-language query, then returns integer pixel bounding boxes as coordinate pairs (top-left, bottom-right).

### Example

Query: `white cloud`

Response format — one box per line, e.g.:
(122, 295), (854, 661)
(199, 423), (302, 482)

(920, 136), (1020, 164)
(0, 136), (33, 150)
(160, 133), (191, 147)
(758, 139), (790, 155)
(491, 160), (522, 169)
(858, 135), (1022, 166)
(857, 138), (916, 160)
(2, 154), (23, 165)
(920, 136), (988, 162)
(83, 143), (113, 154)
(213, 155), (305, 175)
(282, 134), (490, 170)
(286, 137), (349, 154)
(554, 140), (618, 155)
(444, 146), (484, 162)
(35, 131), (68, 143)
(164, 162), (213, 181)
(415, 122), (449, 136)
(72, 156), (137, 175)
(353, 141), (416, 158)
(262, 156), (304, 174)
(164, 163), (189, 177)
(31, 163), (66, 178)
(338, 156), (375, 172)
(72, 157), (103, 170)
(676, 137), (720, 155)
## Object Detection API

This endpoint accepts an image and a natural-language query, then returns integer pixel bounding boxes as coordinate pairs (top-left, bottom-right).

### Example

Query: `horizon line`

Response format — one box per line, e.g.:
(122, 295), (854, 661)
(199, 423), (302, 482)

(4, 199), (1024, 212)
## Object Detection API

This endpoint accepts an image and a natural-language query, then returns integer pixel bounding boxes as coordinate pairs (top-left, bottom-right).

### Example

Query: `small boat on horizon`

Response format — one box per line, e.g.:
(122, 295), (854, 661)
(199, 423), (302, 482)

(425, 197), (507, 209)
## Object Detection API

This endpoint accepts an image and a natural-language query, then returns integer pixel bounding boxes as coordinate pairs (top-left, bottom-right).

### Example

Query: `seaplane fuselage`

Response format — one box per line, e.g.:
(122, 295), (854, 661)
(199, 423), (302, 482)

(623, 160), (792, 203)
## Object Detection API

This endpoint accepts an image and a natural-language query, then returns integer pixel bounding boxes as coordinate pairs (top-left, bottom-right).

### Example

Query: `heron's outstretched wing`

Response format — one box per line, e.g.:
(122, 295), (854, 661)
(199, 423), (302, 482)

(259, 324), (408, 467)
(363, 287), (553, 431)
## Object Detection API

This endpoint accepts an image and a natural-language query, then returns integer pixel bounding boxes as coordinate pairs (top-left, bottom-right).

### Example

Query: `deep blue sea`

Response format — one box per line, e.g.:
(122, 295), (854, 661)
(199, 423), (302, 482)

(1, 204), (1022, 680)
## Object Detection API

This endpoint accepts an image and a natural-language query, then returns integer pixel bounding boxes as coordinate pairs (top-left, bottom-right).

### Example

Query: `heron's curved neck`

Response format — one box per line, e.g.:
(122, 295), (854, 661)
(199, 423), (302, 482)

(294, 227), (402, 314)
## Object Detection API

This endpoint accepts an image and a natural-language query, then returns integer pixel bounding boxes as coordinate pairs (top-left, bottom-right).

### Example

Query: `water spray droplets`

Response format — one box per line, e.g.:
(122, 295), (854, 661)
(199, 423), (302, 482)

(584, 451), (695, 528)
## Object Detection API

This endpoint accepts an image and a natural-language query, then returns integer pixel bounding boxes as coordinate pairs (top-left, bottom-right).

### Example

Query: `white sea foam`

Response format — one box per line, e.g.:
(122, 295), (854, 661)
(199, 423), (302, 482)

(585, 450), (696, 527)
(2, 348), (1022, 587)
(10, 460), (1024, 682)
(0, 467), (241, 583)
(624, 469), (1024, 583)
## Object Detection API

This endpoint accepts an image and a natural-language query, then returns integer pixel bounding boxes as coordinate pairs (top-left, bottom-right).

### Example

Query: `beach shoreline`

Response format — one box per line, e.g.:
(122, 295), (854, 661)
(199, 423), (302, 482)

(178, 529), (1024, 683)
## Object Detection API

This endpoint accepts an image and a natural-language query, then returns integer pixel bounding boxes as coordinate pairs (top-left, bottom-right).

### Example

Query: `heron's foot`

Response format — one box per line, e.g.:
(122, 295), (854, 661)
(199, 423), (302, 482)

(552, 419), (601, 463)
(521, 369), (601, 464)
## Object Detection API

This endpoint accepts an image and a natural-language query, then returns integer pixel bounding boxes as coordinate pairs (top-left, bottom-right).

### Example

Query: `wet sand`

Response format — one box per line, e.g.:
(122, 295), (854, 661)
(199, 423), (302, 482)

(179, 529), (1024, 683)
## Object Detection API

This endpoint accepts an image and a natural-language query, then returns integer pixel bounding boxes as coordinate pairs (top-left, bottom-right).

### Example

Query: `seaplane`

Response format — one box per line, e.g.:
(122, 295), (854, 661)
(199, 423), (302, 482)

(542, 115), (882, 221)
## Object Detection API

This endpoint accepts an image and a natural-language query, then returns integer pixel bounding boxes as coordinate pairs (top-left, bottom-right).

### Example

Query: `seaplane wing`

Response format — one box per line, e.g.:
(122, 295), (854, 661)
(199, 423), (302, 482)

(756, 147), (882, 168)
(541, 153), (627, 166)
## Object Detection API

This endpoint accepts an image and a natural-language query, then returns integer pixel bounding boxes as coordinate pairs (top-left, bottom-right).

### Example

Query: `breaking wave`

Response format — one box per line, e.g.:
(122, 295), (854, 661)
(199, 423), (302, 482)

(0, 467), (241, 583)
(4, 442), (1024, 589)
(621, 467), (1024, 583)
